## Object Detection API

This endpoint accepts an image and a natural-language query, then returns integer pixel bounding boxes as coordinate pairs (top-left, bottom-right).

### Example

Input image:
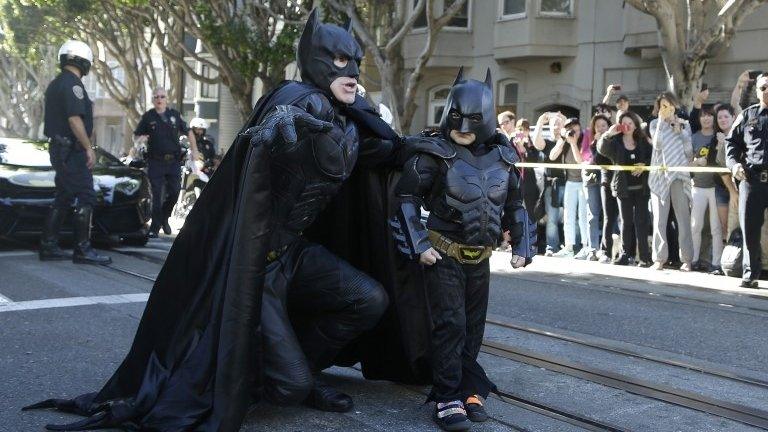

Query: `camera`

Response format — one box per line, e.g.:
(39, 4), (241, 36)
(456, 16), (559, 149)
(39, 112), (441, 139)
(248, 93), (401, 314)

(741, 70), (764, 107)
(612, 84), (622, 91)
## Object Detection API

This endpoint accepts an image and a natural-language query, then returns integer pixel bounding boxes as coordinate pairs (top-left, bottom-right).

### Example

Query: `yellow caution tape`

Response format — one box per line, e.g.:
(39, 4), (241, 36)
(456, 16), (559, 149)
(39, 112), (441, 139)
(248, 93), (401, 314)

(515, 162), (730, 173)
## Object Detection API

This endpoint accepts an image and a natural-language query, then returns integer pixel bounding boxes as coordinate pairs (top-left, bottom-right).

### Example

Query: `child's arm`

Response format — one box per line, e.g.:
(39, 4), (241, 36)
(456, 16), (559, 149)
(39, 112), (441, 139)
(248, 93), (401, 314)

(502, 164), (537, 268)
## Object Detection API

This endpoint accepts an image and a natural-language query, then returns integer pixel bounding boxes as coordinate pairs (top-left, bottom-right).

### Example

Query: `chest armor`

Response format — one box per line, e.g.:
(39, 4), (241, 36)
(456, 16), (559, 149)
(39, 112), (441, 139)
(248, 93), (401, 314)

(433, 145), (511, 245)
(271, 117), (359, 233)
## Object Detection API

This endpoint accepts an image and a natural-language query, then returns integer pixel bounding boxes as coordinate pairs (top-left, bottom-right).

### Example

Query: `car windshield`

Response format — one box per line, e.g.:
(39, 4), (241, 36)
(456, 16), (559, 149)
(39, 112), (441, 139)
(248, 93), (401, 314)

(0, 139), (123, 169)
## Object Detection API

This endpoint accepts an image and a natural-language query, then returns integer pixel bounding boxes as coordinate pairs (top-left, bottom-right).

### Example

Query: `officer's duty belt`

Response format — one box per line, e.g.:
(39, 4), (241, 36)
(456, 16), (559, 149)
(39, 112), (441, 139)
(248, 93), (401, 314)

(428, 230), (492, 265)
(151, 153), (178, 162)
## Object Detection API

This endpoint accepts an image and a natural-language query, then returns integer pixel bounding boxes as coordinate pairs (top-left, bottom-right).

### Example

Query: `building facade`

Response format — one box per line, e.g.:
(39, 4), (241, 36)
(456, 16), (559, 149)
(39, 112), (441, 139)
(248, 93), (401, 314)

(400, 0), (768, 133)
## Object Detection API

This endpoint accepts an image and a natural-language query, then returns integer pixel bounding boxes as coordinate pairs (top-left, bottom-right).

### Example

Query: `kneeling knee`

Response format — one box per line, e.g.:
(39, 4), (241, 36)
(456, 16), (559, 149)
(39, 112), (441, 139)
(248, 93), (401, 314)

(355, 279), (389, 321)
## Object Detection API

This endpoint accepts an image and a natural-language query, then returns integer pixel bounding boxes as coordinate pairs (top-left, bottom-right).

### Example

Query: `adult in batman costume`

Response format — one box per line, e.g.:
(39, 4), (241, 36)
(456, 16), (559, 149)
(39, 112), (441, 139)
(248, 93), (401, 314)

(24, 10), (433, 431)
(390, 68), (537, 431)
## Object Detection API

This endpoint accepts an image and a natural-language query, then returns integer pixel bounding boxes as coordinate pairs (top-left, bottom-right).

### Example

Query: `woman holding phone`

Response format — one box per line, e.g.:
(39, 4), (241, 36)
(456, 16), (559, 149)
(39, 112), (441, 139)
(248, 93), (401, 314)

(648, 92), (695, 271)
(597, 112), (653, 266)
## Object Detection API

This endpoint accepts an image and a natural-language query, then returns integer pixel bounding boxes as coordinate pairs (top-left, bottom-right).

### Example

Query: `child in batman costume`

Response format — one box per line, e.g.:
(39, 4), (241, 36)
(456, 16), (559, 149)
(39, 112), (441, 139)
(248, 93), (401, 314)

(391, 68), (537, 431)
(24, 10), (434, 432)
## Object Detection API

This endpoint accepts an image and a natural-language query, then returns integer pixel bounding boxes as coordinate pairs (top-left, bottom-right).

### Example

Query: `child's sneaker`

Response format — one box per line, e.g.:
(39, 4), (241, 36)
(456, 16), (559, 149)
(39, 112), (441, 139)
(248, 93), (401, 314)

(434, 400), (472, 431)
(465, 395), (489, 422)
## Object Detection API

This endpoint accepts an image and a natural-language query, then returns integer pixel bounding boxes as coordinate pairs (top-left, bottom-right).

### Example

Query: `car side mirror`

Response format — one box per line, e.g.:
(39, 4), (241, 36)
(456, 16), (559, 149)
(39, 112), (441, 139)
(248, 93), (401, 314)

(128, 159), (146, 169)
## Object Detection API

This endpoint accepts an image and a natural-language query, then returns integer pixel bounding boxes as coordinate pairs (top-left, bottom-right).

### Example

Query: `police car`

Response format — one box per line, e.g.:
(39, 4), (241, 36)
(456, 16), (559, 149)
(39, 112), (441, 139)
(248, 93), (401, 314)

(0, 138), (152, 245)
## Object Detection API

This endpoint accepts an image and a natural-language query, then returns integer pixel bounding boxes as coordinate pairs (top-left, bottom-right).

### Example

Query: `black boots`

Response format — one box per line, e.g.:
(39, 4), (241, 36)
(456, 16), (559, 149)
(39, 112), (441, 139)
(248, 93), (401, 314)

(39, 207), (70, 261)
(72, 206), (112, 265)
(303, 380), (354, 413)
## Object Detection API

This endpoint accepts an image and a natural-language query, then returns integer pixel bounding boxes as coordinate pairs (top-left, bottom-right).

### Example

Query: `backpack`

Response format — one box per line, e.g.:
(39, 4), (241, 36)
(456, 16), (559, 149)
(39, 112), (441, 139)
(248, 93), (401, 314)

(720, 229), (743, 278)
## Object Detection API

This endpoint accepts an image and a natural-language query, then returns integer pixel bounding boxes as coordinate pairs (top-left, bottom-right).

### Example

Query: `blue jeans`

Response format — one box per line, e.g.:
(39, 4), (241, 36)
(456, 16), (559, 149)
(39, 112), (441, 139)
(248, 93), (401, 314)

(563, 181), (588, 247)
(544, 184), (564, 250)
(584, 184), (602, 249)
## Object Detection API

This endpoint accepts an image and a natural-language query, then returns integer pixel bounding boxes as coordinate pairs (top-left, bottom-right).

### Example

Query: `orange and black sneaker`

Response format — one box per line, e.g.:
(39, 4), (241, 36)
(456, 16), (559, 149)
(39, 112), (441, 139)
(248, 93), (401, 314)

(465, 395), (489, 422)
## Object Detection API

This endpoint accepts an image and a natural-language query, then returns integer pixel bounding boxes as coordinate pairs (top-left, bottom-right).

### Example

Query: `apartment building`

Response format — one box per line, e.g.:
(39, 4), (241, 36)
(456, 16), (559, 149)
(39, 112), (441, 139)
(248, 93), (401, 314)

(399, 0), (768, 133)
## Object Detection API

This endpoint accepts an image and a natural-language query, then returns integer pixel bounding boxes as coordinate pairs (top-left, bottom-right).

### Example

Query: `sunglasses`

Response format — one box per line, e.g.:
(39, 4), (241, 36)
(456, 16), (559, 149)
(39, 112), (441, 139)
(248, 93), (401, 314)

(153, 95), (167, 99)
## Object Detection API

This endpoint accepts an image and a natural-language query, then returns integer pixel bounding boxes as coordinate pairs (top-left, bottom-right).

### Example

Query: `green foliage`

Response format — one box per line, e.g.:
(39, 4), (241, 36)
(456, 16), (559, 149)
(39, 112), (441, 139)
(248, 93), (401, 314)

(193, 2), (300, 83)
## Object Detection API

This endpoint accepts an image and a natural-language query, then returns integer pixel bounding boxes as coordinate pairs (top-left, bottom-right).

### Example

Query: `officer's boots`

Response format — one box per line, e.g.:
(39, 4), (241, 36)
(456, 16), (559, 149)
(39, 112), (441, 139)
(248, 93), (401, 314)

(72, 206), (112, 265)
(39, 207), (71, 261)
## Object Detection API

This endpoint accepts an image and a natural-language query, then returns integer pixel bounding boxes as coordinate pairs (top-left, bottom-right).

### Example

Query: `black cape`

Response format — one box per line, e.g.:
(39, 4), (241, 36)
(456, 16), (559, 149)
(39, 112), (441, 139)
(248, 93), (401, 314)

(26, 81), (431, 431)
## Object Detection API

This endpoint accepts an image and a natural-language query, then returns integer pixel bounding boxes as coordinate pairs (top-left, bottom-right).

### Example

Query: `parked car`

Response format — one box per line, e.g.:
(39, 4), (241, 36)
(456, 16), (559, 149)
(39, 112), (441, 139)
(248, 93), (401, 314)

(0, 138), (151, 245)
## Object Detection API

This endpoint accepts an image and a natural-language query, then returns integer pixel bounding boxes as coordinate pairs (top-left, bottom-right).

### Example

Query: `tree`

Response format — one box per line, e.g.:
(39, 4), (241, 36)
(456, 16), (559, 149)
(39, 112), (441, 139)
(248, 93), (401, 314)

(625, 0), (768, 110)
(324, 0), (468, 132)
(2, 0), (165, 148)
(146, 0), (307, 121)
(0, 46), (56, 138)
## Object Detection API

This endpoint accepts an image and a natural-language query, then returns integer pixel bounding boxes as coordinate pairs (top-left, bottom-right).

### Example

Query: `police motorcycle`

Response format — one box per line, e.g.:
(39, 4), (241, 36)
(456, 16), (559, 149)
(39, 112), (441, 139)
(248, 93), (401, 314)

(172, 136), (209, 221)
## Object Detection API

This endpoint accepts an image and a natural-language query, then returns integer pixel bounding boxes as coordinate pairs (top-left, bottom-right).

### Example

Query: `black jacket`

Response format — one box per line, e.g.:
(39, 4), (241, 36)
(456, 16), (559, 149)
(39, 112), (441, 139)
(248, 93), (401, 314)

(597, 134), (652, 198)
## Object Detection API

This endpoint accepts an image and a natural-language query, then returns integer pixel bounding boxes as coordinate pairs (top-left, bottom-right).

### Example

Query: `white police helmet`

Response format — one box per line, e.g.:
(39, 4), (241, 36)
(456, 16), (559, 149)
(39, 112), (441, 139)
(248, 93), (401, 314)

(189, 118), (208, 130)
(58, 40), (93, 76)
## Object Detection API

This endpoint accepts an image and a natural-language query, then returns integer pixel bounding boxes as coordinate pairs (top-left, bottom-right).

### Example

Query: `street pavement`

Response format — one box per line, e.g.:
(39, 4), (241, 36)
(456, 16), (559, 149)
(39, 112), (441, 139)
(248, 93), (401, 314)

(2, 235), (768, 431)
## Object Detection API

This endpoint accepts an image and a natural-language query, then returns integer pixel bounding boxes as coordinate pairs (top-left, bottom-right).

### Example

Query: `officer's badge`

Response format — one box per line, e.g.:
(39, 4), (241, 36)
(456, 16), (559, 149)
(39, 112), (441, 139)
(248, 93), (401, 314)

(72, 86), (84, 100)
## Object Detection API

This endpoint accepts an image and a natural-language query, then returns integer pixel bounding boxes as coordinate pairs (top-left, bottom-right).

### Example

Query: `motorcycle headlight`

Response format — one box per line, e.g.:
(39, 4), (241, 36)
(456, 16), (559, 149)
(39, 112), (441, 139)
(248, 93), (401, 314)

(114, 179), (141, 196)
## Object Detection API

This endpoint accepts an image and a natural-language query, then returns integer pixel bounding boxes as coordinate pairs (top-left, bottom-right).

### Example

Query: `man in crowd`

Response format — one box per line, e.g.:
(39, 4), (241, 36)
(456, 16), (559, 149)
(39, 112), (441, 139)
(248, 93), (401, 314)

(726, 72), (768, 288)
(134, 87), (199, 237)
(39, 40), (111, 265)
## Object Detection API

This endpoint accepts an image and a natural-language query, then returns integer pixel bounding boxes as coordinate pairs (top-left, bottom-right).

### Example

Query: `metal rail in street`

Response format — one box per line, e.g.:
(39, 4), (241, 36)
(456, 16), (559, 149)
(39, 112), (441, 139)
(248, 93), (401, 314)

(481, 339), (768, 430)
(486, 316), (768, 389)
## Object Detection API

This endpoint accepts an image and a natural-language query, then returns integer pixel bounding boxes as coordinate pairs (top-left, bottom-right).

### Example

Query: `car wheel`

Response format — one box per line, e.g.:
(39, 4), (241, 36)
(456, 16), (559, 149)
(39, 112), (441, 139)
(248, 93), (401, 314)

(122, 234), (150, 247)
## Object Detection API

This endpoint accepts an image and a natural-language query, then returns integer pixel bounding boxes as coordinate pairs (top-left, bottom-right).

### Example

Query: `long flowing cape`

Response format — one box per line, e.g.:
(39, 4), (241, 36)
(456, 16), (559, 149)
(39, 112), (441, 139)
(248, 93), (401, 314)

(26, 81), (431, 432)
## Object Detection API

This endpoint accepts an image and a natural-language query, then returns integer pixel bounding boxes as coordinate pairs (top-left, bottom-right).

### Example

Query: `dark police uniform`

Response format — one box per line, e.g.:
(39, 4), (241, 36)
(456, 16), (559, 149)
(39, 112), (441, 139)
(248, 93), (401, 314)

(43, 69), (95, 208)
(725, 103), (768, 283)
(134, 108), (188, 231)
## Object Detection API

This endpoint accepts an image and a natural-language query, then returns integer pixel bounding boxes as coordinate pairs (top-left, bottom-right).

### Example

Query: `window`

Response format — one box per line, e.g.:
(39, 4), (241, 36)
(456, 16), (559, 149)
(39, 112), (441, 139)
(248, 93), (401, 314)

(411, 0), (471, 30)
(501, 0), (526, 18)
(428, 86), (451, 127)
(446, 1), (470, 28)
(539, 0), (572, 17)
(199, 64), (219, 99)
(498, 80), (519, 116)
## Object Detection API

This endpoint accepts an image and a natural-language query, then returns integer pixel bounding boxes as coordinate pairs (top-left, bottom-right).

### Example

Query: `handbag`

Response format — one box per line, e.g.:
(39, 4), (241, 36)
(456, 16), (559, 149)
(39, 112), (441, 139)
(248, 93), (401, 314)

(720, 228), (743, 278)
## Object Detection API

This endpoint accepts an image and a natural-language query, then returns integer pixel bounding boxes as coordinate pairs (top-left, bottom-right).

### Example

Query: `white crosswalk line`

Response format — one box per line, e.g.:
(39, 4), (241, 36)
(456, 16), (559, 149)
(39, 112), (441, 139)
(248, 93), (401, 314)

(0, 251), (36, 258)
(0, 293), (149, 313)
(0, 293), (11, 303)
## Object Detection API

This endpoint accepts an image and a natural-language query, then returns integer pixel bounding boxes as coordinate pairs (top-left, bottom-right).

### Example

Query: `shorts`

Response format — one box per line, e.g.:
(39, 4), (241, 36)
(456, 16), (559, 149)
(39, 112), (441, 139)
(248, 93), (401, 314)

(715, 183), (729, 206)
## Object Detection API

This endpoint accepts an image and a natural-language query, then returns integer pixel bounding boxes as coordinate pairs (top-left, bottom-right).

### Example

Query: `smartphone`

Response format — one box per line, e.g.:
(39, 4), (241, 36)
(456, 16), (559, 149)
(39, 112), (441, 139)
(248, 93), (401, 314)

(748, 70), (763, 80)
(613, 84), (622, 91)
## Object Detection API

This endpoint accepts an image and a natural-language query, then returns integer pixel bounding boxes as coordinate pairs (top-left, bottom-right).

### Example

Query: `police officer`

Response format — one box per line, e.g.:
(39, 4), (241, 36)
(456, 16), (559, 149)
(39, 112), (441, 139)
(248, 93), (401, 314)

(39, 40), (111, 265)
(189, 117), (216, 171)
(726, 72), (768, 288)
(134, 87), (198, 237)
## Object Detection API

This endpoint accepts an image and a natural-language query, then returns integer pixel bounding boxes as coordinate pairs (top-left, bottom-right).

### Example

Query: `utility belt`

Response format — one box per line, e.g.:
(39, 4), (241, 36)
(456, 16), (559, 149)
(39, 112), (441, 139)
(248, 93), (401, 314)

(149, 151), (181, 162)
(428, 230), (492, 265)
(49, 135), (78, 163)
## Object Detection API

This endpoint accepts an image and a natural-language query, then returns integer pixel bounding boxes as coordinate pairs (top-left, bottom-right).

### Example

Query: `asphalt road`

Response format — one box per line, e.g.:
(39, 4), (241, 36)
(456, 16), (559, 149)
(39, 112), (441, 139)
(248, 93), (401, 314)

(2, 237), (767, 432)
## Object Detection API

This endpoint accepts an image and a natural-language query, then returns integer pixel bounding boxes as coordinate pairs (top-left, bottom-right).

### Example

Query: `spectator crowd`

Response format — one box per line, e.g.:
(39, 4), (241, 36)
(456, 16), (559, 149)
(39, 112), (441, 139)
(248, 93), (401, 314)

(496, 70), (768, 288)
